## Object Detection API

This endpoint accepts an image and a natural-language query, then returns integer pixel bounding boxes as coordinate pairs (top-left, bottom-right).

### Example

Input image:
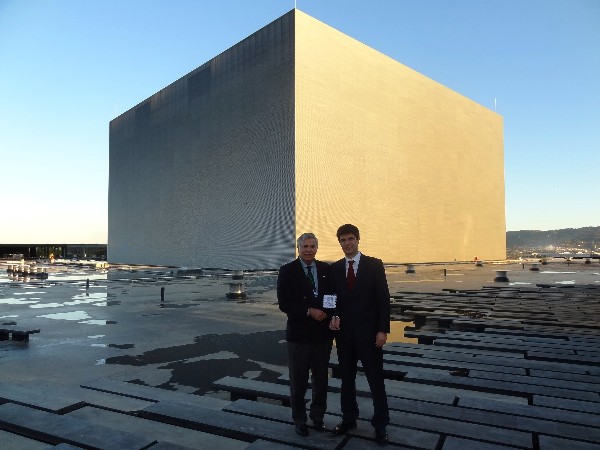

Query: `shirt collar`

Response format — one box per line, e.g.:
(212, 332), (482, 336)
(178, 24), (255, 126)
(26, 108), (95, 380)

(345, 252), (361, 264)
(299, 258), (316, 269)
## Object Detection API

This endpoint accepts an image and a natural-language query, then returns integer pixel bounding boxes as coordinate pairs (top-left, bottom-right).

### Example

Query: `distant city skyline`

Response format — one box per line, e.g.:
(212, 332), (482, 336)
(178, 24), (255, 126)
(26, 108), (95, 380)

(1, 0), (599, 244)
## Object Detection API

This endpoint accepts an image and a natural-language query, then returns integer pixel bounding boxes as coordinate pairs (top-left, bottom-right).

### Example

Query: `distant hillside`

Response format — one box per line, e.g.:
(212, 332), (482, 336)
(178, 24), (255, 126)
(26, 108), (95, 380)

(507, 226), (600, 250)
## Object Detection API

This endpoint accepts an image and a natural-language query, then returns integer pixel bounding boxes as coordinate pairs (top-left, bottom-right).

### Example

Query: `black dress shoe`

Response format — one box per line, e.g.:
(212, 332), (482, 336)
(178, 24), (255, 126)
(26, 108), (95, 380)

(313, 420), (325, 432)
(333, 420), (357, 435)
(375, 428), (388, 445)
(295, 423), (309, 437)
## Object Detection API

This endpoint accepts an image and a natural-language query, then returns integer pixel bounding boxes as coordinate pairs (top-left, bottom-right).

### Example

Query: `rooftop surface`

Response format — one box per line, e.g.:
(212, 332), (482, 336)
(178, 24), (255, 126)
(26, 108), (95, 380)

(1, 258), (599, 449)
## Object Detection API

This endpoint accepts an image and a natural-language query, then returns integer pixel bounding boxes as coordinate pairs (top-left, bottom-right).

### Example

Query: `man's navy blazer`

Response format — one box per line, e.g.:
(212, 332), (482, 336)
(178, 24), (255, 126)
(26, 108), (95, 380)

(277, 259), (334, 344)
(331, 254), (391, 344)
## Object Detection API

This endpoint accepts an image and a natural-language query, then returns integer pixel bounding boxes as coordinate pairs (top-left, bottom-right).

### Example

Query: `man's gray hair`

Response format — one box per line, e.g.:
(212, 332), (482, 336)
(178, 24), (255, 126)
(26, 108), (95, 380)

(297, 232), (318, 249)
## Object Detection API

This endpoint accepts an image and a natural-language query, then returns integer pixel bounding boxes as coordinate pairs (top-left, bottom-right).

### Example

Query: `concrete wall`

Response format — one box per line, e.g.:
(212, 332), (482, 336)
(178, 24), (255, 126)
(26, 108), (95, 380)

(294, 10), (505, 263)
(109, 12), (296, 268)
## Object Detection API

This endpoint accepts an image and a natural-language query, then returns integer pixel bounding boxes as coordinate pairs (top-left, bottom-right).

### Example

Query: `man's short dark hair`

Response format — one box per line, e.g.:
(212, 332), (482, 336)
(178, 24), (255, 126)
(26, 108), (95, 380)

(336, 224), (360, 240)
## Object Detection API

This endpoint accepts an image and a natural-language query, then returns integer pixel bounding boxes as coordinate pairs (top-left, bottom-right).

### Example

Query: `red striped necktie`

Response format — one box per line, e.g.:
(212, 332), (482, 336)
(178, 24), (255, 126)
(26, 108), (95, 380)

(347, 260), (356, 290)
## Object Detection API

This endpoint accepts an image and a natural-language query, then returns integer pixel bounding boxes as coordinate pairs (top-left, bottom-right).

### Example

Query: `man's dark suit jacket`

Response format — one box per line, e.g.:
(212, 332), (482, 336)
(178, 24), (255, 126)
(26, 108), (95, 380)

(331, 254), (390, 343)
(277, 259), (333, 344)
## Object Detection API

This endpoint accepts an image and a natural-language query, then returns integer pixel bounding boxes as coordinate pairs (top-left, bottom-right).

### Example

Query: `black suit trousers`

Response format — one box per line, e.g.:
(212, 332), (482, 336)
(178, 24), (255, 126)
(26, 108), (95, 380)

(337, 337), (389, 430)
(287, 340), (332, 425)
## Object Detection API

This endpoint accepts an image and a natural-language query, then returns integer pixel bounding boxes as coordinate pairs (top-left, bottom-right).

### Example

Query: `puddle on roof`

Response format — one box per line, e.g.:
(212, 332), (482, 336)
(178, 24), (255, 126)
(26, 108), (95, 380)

(72, 293), (108, 300)
(28, 293), (111, 309)
(104, 330), (288, 395)
(158, 303), (201, 309)
(50, 273), (108, 282)
(65, 296), (107, 306)
(36, 310), (117, 324)
(80, 319), (117, 325)
(541, 271), (577, 274)
(37, 311), (91, 321)
(1, 298), (39, 305)
(30, 303), (69, 309)
(109, 343), (134, 349)
(91, 343), (133, 348)
(93, 300), (121, 307)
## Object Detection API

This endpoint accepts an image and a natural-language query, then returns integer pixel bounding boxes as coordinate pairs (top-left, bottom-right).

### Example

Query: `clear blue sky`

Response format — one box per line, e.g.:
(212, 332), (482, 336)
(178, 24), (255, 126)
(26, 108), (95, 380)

(1, 0), (598, 244)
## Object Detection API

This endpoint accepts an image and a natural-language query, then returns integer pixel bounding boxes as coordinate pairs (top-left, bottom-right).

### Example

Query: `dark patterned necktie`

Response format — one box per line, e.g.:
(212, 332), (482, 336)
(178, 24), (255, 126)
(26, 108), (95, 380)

(306, 265), (315, 289)
(347, 260), (356, 290)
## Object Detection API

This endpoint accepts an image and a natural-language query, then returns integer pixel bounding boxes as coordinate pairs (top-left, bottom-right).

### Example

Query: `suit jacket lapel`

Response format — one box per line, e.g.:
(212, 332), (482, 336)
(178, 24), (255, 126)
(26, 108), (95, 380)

(335, 259), (350, 296)
(297, 258), (319, 299)
(353, 256), (366, 291)
(295, 259), (311, 297)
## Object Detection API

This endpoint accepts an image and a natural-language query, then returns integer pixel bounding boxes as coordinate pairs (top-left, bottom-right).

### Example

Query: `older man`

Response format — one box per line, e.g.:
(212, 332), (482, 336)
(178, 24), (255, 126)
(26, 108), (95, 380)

(277, 233), (334, 437)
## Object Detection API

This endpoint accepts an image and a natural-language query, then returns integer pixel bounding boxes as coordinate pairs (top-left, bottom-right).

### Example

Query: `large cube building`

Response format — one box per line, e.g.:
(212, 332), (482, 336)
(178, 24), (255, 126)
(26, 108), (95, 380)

(108, 9), (505, 269)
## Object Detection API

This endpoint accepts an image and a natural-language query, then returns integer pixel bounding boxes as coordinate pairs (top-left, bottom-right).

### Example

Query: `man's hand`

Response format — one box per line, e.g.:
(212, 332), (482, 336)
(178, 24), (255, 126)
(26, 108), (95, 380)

(375, 332), (387, 348)
(308, 308), (328, 322)
(329, 316), (340, 330)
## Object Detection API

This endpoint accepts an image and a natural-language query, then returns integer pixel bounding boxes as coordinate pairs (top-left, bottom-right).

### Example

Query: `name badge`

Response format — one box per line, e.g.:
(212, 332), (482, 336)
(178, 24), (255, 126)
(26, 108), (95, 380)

(323, 294), (337, 309)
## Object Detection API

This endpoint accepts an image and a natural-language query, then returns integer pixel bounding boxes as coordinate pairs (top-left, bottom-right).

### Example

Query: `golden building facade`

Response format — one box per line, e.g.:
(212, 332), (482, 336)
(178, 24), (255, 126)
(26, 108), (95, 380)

(295, 10), (505, 263)
(109, 9), (504, 268)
